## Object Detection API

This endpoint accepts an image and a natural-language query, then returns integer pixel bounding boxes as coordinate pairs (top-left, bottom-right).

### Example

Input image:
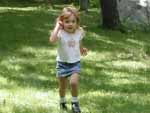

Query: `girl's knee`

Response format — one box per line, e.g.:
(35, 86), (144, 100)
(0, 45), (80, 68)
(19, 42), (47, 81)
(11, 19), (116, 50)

(70, 80), (78, 87)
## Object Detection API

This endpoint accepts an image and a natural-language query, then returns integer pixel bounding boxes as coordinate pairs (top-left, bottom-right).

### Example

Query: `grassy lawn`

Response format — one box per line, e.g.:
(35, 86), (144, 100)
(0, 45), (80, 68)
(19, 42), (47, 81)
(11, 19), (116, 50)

(0, 3), (150, 113)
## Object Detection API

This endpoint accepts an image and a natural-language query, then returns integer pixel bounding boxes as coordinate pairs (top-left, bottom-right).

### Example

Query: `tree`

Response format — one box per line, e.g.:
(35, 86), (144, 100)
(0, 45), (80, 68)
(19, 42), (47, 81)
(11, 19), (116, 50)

(100, 0), (120, 29)
(79, 0), (89, 12)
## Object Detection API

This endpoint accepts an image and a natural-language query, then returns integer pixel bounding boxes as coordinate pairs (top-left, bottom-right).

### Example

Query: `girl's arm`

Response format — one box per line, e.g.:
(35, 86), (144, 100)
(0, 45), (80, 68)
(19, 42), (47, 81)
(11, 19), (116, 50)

(49, 21), (62, 43)
(79, 28), (88, 56)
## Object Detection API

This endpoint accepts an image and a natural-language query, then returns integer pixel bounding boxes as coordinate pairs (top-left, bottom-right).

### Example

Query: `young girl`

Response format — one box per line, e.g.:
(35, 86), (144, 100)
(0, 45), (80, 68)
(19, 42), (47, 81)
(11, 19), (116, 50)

(49, 5), (87, 113)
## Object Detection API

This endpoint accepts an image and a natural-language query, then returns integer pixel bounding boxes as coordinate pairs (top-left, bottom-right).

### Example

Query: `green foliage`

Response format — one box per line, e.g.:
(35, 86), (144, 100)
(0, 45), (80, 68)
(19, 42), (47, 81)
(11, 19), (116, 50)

(90, 0), (100, 8)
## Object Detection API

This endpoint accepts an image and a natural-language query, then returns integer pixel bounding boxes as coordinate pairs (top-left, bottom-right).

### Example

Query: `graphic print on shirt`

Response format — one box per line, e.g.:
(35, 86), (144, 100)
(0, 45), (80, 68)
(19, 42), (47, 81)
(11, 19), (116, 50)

(68, 39), (76, 47)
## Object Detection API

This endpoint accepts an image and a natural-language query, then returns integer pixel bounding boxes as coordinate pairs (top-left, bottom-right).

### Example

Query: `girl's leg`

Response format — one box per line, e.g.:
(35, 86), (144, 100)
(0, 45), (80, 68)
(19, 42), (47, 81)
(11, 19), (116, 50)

(70, 73), (79, 97)
(70, 73), (81, 112)
(58, 77), (67, 103)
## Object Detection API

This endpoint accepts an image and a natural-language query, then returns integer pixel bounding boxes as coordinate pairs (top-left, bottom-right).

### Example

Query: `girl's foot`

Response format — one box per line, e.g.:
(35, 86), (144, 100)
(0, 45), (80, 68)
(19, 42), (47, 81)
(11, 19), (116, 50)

(60, 102), (67, 110)
(72, 102), (81, 113)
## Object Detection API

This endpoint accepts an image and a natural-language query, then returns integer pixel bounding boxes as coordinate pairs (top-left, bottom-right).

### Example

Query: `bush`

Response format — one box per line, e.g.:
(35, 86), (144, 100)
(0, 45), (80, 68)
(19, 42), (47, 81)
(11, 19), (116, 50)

(90, 0), (100, 8)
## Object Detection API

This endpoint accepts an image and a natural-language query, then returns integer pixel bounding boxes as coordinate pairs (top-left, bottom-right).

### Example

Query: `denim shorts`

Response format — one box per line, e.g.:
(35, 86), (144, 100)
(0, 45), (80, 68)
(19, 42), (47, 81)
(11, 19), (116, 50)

(56, 61), (80, 77)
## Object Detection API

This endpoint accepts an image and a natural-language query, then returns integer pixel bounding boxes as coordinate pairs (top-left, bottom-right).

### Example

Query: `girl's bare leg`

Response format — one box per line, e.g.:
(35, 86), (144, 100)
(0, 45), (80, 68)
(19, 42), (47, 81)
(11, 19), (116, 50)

(70, 73), (81, 112)
(70, 73), (79, 97)
(58, 77), (68, 109)
(58, 77), (67, 97)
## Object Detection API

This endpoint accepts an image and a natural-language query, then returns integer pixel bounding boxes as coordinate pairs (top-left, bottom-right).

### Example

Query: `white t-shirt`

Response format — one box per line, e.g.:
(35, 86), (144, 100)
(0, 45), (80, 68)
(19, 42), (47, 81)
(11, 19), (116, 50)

(57, 28), (84, 63)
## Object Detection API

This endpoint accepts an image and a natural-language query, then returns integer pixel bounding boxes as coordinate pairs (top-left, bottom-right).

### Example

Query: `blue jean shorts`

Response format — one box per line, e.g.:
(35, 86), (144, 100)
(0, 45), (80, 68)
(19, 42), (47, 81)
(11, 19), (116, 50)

(56, 61), (80, 77)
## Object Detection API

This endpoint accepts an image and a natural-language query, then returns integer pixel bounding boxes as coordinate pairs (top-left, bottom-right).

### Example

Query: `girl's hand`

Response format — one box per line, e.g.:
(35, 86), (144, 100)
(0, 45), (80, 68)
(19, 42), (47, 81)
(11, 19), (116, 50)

(80, 47), (88, 56)
(59, 21), (64, 28)
(55, 21), (63, 30)
(49, 20), (63, 43)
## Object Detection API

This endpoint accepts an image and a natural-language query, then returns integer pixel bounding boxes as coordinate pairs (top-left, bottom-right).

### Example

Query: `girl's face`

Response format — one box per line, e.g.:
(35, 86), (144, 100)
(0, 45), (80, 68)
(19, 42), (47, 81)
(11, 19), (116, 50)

(63, 14), (77, 33)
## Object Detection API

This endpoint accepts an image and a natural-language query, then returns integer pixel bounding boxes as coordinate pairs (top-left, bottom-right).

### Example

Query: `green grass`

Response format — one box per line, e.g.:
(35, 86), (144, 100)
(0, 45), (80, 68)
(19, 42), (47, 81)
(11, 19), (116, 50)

(0, 3), (150, 113)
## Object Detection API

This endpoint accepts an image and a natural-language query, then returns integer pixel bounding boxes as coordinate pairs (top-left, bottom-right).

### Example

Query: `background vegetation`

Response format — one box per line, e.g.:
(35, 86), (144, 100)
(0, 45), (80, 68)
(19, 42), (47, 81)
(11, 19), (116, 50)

(0, 1), (150, 113)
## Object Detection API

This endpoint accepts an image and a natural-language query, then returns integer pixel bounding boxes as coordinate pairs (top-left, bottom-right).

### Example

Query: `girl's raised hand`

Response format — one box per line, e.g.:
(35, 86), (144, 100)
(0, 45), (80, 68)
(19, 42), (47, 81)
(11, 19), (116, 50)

(55, 20), (63, 30)
(59, 21), (64, 28)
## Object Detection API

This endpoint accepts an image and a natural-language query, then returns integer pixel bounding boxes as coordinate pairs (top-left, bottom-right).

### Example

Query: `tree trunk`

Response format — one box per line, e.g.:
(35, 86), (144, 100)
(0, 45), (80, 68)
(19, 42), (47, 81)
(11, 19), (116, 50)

(100, 0), (120, 29)
(79, 0), (89, 12)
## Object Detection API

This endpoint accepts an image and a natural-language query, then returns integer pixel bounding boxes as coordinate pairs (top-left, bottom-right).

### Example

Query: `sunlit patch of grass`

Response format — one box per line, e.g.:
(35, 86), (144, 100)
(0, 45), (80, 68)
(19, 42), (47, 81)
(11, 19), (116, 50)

(19, 46), (57, 58)
(112, 60), (148, 72)
(108, 72), (147, 85)
(0, 6), (38, 12)
(0, 89), (59, 113)
(108, 60), (149, 70)
(80, 91), (150, 113)
(126, 38), (145, 46)
(0, 77), (9, 87)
